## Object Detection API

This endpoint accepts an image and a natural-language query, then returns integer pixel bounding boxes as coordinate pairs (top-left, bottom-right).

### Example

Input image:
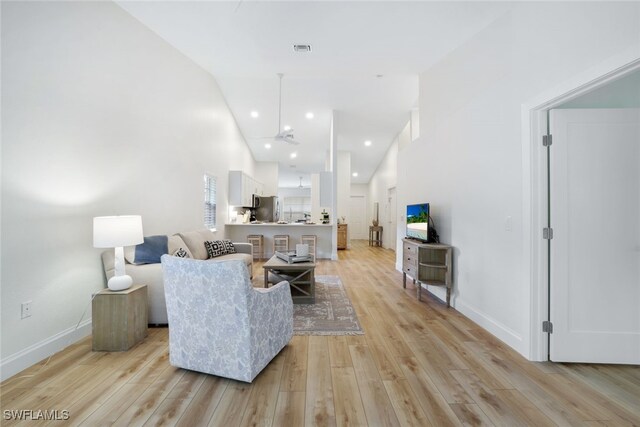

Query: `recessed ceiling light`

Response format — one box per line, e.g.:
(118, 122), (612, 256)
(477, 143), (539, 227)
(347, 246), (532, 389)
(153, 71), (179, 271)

(283, 125), (291, 131)
(305, 112), (314, 119)
(364, 140), (372, 146)
(265, 143), (271, 149)
(293, 44), (312, 53)
(290, 152), (297, 159)
(250, 111), (259, 118)
(352, 172), (358, 177)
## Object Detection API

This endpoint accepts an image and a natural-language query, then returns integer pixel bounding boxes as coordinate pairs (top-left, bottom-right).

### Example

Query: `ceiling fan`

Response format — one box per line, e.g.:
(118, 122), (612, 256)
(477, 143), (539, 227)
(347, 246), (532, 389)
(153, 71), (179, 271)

(255, 73), (300, 145)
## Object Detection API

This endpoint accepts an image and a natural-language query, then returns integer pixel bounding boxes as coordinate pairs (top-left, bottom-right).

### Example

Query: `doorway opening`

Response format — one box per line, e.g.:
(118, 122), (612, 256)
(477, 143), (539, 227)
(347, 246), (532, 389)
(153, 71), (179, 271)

(525, 56), (640, 362)
(348, 195), (367, 240)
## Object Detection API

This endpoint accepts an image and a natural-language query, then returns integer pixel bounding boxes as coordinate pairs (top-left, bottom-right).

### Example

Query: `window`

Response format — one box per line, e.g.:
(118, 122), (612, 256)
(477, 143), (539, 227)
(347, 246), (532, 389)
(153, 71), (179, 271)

(204, 174), (216, 230)
(282, 196), (311, 222)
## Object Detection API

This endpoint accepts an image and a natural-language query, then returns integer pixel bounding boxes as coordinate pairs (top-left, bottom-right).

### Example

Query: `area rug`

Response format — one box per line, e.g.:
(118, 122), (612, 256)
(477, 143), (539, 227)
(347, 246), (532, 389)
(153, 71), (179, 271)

(293, 275), (364, 336)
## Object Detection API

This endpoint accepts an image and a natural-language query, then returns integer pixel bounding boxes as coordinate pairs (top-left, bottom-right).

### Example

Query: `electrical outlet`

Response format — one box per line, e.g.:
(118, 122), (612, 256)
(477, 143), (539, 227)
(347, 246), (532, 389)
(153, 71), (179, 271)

(505, 216), (513, 231)
(21, 301), (32, 319)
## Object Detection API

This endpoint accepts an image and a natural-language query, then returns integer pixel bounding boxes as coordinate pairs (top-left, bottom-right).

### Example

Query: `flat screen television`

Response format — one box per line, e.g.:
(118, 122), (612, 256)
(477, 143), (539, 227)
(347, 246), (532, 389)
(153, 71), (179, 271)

(406, 203), (430, 242)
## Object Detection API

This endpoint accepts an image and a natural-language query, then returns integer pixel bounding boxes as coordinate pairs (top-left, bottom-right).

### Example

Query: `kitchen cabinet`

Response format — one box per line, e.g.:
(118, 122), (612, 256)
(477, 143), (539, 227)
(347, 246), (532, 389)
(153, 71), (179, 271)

(229, 171), (264, 207)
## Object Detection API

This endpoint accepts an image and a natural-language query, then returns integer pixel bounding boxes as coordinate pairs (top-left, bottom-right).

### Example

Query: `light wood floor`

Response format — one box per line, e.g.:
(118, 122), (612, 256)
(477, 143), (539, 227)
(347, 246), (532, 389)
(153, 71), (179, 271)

(2, 240), (639, 426)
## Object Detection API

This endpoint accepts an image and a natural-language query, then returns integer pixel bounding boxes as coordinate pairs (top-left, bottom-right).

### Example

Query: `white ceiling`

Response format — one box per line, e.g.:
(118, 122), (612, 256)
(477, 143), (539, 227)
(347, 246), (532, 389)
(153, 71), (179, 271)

(118, 1), (509, 187)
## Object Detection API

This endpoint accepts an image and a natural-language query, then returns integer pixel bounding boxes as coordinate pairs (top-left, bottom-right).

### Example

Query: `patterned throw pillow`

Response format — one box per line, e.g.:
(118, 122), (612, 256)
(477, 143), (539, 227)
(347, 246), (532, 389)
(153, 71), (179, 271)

(222, 240), (236, 254)
(204, 240), (225, 258)
(173, 247), (189, 258)
(204, 240), (236, 258)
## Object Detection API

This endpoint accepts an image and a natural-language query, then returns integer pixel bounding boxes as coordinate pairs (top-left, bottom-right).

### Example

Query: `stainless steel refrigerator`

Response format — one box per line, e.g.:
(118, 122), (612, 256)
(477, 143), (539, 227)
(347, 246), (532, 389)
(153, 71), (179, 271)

(253, 195), (279, 222)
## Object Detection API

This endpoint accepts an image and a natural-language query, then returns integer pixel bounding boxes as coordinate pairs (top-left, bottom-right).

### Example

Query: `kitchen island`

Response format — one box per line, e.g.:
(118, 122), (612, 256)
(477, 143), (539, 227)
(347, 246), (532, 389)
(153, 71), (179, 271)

(225, 223), (334, 259)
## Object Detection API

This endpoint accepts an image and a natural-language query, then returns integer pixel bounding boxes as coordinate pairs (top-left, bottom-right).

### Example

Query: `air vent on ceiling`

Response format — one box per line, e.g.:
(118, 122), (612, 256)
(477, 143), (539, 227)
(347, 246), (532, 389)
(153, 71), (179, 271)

(293, 44), (312, 53)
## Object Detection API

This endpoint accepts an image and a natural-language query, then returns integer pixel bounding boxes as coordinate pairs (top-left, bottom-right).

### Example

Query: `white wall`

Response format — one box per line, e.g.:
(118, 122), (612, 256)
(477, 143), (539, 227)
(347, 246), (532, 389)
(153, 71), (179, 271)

(336, 151), (351, 224)
(369, 135), (400, 253)
(310, 174), (321, 223)
(329, 113), (338, 260)
(1, 1), (256, 379)
(350, 184), (368, 198)
(254, 162), (279, 196)
(406, 2), (640, 357)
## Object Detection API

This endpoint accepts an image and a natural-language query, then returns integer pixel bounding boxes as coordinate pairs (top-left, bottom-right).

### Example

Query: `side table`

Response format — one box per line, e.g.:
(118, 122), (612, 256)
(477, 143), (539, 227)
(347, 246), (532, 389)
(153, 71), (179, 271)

(369, 226), (383, 246)
(92, 284), (148, 351)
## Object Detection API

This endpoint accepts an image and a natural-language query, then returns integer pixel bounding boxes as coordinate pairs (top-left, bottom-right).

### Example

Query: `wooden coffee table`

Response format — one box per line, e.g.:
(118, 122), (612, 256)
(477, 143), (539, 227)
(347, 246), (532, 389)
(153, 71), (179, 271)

(262, 255), (316, 304)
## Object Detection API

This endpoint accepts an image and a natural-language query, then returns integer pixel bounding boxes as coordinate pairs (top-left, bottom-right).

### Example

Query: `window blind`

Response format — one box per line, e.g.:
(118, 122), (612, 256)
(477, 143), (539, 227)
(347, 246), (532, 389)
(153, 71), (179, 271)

(204, 174), (216, 229)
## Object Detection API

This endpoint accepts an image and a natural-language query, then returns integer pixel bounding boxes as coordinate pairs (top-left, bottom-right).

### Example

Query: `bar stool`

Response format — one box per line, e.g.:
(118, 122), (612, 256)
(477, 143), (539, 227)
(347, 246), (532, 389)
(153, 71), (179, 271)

(300, 235), (317, 262)
(247, 234), (263, 260)
(273, 235), (289, 254)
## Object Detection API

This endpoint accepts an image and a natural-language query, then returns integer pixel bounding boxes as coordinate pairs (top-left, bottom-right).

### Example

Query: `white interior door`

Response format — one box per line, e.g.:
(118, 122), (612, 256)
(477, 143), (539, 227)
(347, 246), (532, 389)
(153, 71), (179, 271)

(348, 195), (367, 239)
(386, 187), (397, 251)
(550, 108), (640, 363)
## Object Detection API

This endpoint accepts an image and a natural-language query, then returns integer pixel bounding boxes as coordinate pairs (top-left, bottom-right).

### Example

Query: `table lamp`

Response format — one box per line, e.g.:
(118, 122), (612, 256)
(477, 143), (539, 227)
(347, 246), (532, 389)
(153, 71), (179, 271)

(93, 215), (144, 291)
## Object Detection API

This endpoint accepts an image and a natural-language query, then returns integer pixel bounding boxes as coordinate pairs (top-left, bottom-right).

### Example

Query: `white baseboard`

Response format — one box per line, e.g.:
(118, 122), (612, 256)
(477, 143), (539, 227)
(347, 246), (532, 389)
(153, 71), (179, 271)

(0, 320), (92, 382)
(453, 297), (525, 355)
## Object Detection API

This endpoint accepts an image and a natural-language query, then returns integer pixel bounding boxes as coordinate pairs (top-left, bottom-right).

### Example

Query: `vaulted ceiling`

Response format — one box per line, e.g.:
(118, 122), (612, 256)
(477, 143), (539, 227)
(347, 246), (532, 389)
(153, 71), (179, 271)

(117, 1), (509, 187)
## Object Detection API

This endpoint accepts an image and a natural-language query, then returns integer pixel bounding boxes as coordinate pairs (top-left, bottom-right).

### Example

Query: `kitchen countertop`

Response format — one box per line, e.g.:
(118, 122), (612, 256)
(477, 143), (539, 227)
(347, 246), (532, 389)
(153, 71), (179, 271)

(226, 222), (332, 226)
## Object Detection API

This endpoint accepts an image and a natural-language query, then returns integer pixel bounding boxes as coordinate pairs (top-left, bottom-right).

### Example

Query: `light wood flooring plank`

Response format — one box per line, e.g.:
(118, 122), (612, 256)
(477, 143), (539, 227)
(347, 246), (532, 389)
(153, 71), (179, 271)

(396, 357), (463, 427)
(404, 338), (473, 404)
(328, 336), (352, 368)
(449, 369), (532, 427)
(449, 403), (495, 427)
(273, 391), (306, 427)
(112, 366), (186, 427)
(239, 353), (284, 427)
(331, 367), (367, 427)
(305, 336), (336, 427)
(383, 378), (432, 427)
(207, 382), (252, 427)
(349, 344), (400, 427)
(79, 382), (150, 426)
(175, 376), (228, 427)
(280, 336), (308, 392)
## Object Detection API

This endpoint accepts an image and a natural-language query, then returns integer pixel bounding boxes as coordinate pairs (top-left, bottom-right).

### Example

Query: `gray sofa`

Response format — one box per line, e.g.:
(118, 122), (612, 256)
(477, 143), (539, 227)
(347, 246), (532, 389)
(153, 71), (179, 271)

(101, 229), (253, 324)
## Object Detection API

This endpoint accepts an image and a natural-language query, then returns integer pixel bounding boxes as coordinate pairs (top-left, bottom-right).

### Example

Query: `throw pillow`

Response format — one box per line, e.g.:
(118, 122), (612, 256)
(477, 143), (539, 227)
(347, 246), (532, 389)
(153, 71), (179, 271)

(129, 235), (169, 264)
(204, 240), (225, 258)
(204, 240), (236, 259)
(173, 247), (190, 258)
(222, 240), (236, 254)
(177, 230), (216, 260)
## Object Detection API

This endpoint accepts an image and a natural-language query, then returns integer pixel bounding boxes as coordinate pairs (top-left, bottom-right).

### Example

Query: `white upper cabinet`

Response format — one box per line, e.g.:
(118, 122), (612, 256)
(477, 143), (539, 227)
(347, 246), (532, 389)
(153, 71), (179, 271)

(229, 171), (264, 207)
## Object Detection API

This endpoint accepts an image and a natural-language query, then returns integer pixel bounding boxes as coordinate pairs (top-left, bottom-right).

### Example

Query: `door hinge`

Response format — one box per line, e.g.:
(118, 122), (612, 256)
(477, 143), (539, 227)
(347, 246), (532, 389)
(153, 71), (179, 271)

(543, 134), (553, 147)
(543, 227), (554, 240)
(542, 320), (553, 333)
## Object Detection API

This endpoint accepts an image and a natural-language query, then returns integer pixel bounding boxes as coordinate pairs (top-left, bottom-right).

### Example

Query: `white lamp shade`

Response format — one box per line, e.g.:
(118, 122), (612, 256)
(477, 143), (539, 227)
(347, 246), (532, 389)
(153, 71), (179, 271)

(93, 215), (144, 248)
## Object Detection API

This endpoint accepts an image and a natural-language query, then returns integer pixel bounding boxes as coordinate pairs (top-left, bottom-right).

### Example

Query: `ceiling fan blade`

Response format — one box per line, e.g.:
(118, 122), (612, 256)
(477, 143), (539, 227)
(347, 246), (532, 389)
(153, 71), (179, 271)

(281, 136), (300, 145)
(275, 129), (294, 139)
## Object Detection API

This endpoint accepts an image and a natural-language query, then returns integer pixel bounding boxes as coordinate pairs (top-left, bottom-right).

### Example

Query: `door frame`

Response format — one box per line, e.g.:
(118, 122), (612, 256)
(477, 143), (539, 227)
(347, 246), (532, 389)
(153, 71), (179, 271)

(386, 187), (397, 252)
(522, 51), (640, 361)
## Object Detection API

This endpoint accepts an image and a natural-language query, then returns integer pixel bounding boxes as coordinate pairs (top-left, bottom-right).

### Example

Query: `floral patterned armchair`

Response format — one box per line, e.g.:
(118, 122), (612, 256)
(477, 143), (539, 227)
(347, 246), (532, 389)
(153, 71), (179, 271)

(161, 256), (293, 383)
